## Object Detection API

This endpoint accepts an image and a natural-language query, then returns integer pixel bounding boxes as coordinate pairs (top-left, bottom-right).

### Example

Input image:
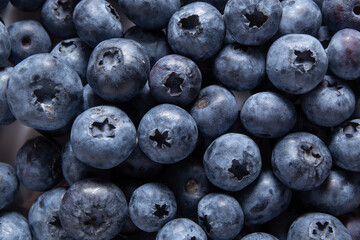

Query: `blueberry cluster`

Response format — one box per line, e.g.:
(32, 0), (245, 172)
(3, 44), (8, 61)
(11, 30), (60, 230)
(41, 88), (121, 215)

(0, 0), (360, 239)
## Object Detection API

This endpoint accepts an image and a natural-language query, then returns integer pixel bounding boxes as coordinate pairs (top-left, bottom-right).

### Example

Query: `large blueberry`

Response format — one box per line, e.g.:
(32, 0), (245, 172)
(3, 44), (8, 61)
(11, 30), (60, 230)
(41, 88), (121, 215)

(118, 0), (180, 30)
(287, 212), (352, 240)
(240, 233), (279, 240)
(0, 211), (32, 240)
(240, 92), (296, 138)
(129, 183), (177, 232)
(87, 38), (150, 103)
(15, 136), (62, 191)
(138, 104), (198, 164)
(59, 179), (128, 240)
(8, 20), (51, 64)
(198, 193), (244, 240)
(224, 0), (282, 45)
(7, 53), (83, 131)
(70, 105), (136, 169)
(190, 85), (238, 137)
(167, 2), (225, 61)
(203, 133), (262, 191)
(0, 67), (15, 125)
(0, 21), (10, 65)
(301, 75), (355, 127)
(149, 54), (202, 106)
(28, 188), (73, 240)
(156, 218), (207, 240)
(236, 170), (292, 225)
(0, 162), (18, 210)
(73, 0), (123, 47)
(272, 132), (332, 191)
(266, 34), (328, 94)
(10, 0), (45, 11)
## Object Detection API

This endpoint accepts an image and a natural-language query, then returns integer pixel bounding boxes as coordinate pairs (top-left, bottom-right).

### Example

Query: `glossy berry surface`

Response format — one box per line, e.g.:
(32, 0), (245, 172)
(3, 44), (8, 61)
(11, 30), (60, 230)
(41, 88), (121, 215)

(0, 211), (32, 240)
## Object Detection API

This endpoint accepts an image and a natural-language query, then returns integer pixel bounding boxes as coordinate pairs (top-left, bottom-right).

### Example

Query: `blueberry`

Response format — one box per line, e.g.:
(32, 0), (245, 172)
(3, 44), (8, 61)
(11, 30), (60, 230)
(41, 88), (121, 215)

(240, 92), (297, 138)
(0, 211), (32, 240)
(73, 0), (123, 47)
(129, 183), (177, 232)
(198, 193), (244, 240)
(203, 133), (262, 191)
(51, 38), (92, 85)
(0, 21), (10, 65)
(167, 2), (225, 61)
(224, 0), (282, 45)
(6, 53), (83, 131)
(300, 169), (360, 216)
(0, 0), (9, 10)
(70, 105), (136, 169)
(124, 26), (172, 67)
(28, 188), (73, 240)
(82, 84), (109, 111)
(59, 179), (128, 240)
(190, 85), (238, 137)
(236, 170), (292, 225)
(326, 28), (360, 80)
(41, 0), (79, 38)
(0, 67), (15, 125)
(138, 104), (198, 164)
(266, 34), (328, 94)
(0, 162), (19, 210)
(287, 212), (352, 240)
(87, 38), (150, 103)
(15, 136), (62, 191)
(240, 232), (279, 240)
(149, 54), (202, 106)
(8, 20), (51, 64)
(118, 0), (180, 30)
(182, 0), (228, 12)
(328, 119), (360, 171)
(271, 132), (332, 191)
(10, 0), (45, 11)
(214, 43), (266, 91)
(317, 25), (333, 49)
(156, 218), (207, 240)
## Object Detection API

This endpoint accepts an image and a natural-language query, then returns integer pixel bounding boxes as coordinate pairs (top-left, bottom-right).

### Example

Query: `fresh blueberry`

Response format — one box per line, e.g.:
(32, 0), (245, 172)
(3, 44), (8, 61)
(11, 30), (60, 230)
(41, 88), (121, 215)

(51, 38), (92, 85)
(266, 34), (328, 94)
(214, 43), (265, 91)
(182, 0), (227, 12)
(8, 20), (51, 64)
(10, 0), (45, 11)
(15, 136), (62, 191)
(278, 0), (322, 36)
(138, 104), (198, 164)
(0, 162), (18, 210)
(190, 85), (238, 138)
(0, 0), (9, 10)
(203, 133), (262, 191)
(224, 0), (282, 45)
(59, 179), (128, 240)
(287, 212), (352, 240)
(300, 169), (360, 216)
(70, 105), (136, 169)
(149, 54), (202, 106)
(87, 38), (150, 103)
(41, 0), (79, 38)
(156, 218), (207, 240)
(322, 0), (360, 33)
(61, 141), (109, 185)
(0, 21), (10, 65)
(326, 28), (360, 80)
(28, 188), (73, 240)
(301, 75), (355, 127)
(129, 182), (177, 232)
(328, 119), (360, 171)
(118, 0), (180, 30)
(236, 170), (292, 225)
(0, 67), (15, 125)
(167, 2), (225, 61)
(240, 92), (297, 138)
(0, 211), (32, 240)
(124, 26), (172, 67)
(73, 0), (123, 47)
(240, 233), (279, 240)
(6, 53), (83, 131)
(271, 132), (332, 191)
(198, 193), (244, 240)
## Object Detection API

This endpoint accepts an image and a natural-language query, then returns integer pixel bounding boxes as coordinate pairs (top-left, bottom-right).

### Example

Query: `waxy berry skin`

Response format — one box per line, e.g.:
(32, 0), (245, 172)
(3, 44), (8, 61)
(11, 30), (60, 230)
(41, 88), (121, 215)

(0, 21), (10, 65)
(156, 218), (207, 240)
(0, 162), (19, 211)
(0, 211), (32, 240)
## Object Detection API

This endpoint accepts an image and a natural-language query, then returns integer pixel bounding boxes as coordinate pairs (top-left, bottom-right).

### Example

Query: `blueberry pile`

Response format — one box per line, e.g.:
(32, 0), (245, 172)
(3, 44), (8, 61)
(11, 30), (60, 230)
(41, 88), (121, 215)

(1, 0), (360, 239)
